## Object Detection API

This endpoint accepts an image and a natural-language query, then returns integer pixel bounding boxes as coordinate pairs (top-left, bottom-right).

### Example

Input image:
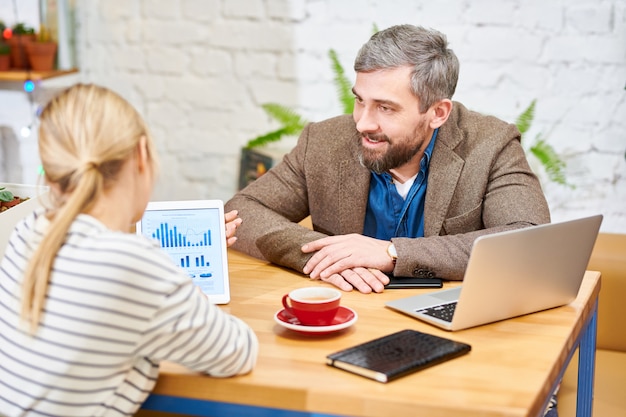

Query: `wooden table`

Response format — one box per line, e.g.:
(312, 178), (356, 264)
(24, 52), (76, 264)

(141, 250), (600, 417)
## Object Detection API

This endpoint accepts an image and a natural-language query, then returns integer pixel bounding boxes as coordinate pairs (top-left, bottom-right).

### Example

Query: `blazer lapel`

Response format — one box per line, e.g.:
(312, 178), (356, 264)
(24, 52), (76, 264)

(424, 115), (465, 237)
(338, 154), (371, 234)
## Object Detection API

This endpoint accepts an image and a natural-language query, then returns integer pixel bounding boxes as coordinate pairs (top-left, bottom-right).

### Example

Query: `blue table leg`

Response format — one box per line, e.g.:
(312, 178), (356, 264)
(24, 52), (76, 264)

(576, 300), (598, 417)
(141, 394), (342, 417)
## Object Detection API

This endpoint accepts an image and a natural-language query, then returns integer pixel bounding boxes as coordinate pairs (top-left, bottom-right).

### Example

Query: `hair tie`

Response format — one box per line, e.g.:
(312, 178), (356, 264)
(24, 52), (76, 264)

(79, 160), (100, 175)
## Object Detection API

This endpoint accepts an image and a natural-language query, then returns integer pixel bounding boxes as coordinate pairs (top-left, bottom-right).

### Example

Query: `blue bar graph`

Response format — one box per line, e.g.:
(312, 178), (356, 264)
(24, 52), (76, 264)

(180, 255), (191, 268)
(195, 255), (207, 267)
(152, 222), (212, 248)
(180, 255), (210, 268)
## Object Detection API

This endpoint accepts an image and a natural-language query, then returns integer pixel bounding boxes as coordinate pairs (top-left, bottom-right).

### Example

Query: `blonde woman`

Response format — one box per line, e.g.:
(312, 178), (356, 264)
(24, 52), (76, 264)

(0, 84), (257, 416)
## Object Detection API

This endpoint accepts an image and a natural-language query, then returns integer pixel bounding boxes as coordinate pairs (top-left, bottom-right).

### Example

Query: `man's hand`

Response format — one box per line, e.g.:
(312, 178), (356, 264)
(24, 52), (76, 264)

(224, 210), (243, 247)
(301, 234), (395, 293)
(314, 267), (391, 293)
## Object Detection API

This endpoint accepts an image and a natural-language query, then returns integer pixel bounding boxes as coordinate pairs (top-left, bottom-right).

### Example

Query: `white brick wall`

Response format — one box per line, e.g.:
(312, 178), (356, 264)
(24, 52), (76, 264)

(1, 0), (624, 233)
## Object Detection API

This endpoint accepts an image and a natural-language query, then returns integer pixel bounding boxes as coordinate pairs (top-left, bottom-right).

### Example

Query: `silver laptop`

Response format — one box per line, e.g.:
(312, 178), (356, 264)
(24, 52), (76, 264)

(136, 200), (231, 304)
(385, 215), (603, 331)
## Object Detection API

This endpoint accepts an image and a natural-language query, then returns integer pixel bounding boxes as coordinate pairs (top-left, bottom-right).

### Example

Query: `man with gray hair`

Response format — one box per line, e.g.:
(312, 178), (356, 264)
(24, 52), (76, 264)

(226, 24), (550, 294)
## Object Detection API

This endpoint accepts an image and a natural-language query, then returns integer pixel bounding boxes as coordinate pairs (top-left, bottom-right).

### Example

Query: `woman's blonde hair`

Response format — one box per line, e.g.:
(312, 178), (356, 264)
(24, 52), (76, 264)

(21, 83), (159, 331)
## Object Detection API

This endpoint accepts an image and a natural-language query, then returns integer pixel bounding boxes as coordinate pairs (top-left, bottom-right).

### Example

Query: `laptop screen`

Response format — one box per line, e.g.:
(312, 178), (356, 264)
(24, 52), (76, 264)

(136, 200), (230, 304)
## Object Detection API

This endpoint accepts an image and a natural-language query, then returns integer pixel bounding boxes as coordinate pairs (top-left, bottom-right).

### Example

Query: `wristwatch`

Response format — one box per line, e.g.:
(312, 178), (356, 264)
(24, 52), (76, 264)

(387, 242), (398, 263)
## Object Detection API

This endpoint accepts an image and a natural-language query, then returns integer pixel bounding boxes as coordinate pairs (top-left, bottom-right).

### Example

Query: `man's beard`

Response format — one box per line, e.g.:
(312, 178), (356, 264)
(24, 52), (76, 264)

(357, 131), (427, 174)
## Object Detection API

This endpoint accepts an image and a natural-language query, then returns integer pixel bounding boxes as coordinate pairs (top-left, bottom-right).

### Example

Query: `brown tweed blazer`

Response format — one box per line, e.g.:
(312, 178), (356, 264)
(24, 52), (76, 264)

(226, 102), (550, 280)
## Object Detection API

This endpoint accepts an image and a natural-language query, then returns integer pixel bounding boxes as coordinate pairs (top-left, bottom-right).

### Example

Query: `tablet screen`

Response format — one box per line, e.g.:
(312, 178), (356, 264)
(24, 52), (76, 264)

(136, 200), (230, 304)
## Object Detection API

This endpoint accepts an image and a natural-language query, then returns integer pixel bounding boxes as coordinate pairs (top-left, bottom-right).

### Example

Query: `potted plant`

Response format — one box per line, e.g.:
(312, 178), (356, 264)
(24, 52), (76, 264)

(25, 25), (57, 71)
(0, 41), (10, 71)
(7, 22), (35, 69)
(0, 20), (9, 70)
(0, 183), (48, 256)
(516, 100), (573, 188)
(0, 19), (7, 41)
(0, 186), (27, 211)
(238, 48), (355, 189)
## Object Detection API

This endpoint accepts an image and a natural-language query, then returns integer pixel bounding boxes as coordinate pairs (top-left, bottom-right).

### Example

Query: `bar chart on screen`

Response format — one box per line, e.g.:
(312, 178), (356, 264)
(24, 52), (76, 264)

(139, 207), (225, 295)
(150, 221), (213, 248)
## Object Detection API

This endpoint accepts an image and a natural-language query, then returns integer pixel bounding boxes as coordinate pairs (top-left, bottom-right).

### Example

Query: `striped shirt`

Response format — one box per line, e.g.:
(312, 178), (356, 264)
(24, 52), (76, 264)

(0, 209), (258, 416)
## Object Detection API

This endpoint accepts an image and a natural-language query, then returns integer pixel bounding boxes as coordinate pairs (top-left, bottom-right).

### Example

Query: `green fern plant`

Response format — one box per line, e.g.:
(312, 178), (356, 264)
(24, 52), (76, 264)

(245, 104), (308, 149)
(245, 48), (354, 149)
(515, 100), (573, 188)
(329, 49), (355, 115)
(246, 25), (380, 149)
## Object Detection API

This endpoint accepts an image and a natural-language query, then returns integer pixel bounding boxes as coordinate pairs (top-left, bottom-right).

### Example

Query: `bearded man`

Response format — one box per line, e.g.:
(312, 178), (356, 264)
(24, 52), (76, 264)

(225, 24), (550, 294)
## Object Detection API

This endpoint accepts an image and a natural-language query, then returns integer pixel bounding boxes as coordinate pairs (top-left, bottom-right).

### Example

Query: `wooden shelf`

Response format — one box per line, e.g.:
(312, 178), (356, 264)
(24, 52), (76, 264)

(0, 68), (78, 82)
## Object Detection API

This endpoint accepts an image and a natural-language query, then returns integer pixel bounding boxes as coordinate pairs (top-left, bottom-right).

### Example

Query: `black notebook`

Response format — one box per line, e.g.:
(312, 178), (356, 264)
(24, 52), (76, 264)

(326, 329), (471, 383)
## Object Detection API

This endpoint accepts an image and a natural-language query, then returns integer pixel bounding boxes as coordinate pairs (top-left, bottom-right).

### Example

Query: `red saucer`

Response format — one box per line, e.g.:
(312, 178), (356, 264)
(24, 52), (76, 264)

(274, 306), (357, 335)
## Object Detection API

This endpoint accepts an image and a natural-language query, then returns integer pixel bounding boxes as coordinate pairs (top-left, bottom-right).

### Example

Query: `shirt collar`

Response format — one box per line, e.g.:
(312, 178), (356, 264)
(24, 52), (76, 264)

(422, 128), (438, 168)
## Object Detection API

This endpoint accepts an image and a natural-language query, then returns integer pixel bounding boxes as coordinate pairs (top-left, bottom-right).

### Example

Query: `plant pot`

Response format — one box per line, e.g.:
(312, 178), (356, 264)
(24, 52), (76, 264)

(1, 196), (22, 209)
(238, 147), (284, 190)
(7, 34), (35, 69)
(0, 183), (49, 256)
(25, 41), (57, 71)
(0, 54), (9, 71)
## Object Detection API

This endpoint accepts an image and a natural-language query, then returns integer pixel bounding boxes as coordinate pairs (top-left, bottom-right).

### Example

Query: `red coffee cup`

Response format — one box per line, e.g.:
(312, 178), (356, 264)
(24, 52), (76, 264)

(281, 287), (341, 326)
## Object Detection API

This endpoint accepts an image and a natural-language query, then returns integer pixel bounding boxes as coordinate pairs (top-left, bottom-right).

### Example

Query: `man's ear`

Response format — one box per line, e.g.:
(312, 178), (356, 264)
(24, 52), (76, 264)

(429, 99), (453, 129)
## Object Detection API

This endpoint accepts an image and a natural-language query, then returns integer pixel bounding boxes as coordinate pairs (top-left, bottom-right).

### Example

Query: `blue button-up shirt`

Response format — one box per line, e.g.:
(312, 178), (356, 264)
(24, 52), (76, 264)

(363, 129), (438, 240)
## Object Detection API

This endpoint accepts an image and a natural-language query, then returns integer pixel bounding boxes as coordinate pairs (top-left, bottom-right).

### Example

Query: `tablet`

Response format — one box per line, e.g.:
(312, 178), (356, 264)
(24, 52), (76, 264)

(136, 200), (230, 304)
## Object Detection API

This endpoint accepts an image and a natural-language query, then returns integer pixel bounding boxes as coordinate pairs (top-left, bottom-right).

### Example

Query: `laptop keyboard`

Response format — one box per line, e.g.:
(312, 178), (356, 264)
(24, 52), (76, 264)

(416, 302), (457, 323)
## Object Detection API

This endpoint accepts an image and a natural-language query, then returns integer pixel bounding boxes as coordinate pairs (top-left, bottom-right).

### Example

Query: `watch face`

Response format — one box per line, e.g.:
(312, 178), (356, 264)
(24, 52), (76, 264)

(387, 243), (398, 259)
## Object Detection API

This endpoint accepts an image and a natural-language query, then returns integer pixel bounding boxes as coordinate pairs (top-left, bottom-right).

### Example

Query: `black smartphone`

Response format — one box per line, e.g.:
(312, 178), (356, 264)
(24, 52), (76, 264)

(384, 277), (443, 289)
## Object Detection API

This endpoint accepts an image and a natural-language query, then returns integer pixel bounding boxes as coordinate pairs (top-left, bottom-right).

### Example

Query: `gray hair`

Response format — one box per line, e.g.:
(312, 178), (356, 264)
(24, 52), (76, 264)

(354, 24), (459, 113)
